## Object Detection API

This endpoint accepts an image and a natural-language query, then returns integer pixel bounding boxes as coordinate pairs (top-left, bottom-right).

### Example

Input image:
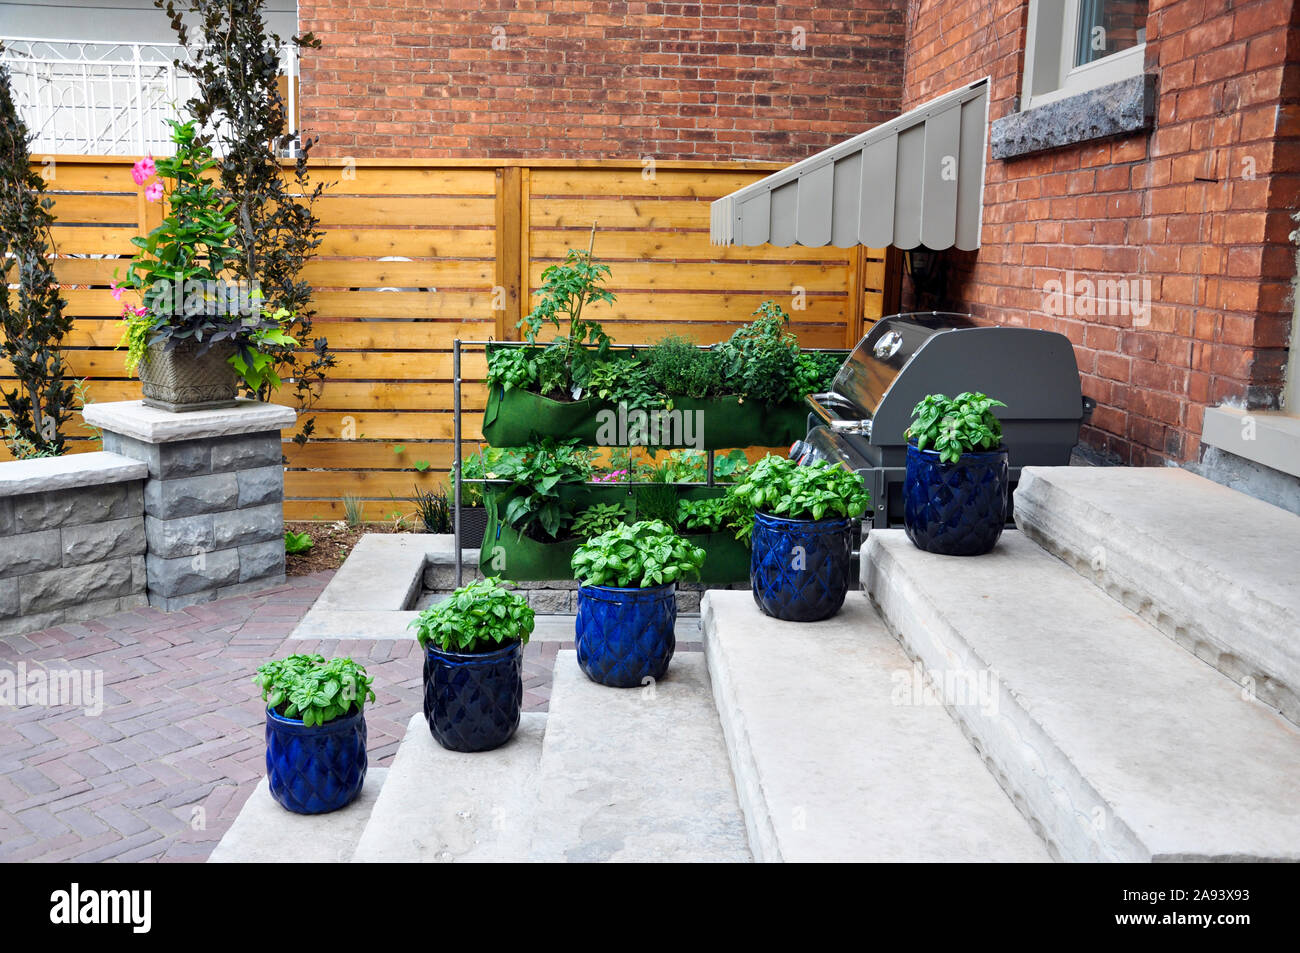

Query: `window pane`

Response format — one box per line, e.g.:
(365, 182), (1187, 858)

(1075, 0), (1148, 67)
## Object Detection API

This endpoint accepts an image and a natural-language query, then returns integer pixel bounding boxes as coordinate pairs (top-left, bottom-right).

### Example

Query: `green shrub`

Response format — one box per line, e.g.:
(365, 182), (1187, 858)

(571, 520), (706, 588)
(413, 484), (452, 532)
(253, 654), (375, 727)
(408, 577), (534, 653)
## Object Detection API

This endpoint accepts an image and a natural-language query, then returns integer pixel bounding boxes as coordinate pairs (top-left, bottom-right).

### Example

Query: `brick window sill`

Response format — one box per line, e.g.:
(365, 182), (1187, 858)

(990, 74), (1156, 160)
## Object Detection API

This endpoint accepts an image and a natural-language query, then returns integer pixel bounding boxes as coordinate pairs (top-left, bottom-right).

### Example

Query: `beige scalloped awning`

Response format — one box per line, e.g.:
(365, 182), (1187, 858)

(710, 78), (989, 251)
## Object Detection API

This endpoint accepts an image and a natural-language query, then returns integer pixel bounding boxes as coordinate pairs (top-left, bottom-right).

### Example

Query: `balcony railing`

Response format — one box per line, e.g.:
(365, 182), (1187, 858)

(0, 37), (297, 157)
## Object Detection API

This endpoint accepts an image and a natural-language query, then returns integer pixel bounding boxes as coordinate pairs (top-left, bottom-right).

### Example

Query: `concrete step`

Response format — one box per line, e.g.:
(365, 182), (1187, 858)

(701, 591), (1051, 862)
(529, 651), (751, 862)
(207, 768), (388, 863)
(352, 712), (545, 862)
(1014, 466), (1300, 723)
(864, 528), (1300, 862)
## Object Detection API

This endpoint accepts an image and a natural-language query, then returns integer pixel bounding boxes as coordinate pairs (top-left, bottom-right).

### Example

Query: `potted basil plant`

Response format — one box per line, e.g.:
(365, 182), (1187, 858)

(409, 577), (535, 752)
(727, 455), (870, 622)
(253, 654), (375, 815)
(903, 392), (1009, 556)
(570, 520), (705, 687)
(116, 118), (294, 411)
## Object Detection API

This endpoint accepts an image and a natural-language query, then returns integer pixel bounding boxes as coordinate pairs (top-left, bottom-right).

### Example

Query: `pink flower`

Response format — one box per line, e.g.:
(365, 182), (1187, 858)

(130, 305), (148, 317)
(145, 181), (164, 203)
(131, 156), (156, 185)
(109, 283), (124, 302)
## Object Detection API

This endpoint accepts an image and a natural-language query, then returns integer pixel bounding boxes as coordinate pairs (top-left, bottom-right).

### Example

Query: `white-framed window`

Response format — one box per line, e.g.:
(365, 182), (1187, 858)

(1021, 0), (1149, 109)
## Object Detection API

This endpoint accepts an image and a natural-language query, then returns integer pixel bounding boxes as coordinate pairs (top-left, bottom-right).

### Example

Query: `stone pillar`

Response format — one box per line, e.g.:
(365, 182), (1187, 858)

(83, 399), (296, 611)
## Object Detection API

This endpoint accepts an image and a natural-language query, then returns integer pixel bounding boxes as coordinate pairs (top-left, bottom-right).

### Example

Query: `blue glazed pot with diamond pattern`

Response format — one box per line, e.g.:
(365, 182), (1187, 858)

(265, 706), (367, 815)
(424, 640), (523, 752)
(750, 511), (854, 622)
(575, 584), (676, 687)
(903, 443), (1009, 556)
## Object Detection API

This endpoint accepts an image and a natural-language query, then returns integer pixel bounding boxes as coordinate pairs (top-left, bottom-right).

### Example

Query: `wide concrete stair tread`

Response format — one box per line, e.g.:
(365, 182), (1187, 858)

(352, 713), (545, 862)
(1014, 466), (1300, 722)
(207, 768), (388, 863)
(702, 591), (1051, 862)
(528, 651), (751, 862)
(865, 529), (1300, 862)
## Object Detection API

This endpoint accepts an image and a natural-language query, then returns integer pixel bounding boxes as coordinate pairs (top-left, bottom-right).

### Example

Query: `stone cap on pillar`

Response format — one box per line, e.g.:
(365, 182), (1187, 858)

(0, 451), (148, 497)
(82, 399), (298, 445)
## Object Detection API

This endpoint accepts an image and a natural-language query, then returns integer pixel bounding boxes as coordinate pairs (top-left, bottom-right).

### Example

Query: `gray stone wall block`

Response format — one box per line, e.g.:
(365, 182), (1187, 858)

(210, 432), (283, 473)
(156, 439), (213, 479)
(145, 513), (216, 559)
(61, 517), (147, 567)
(148, 589), (217, 612)
(0, 529), (62, 578)
(0, 608), (64, 638)
(0, 577), (19, 618)
(143, 472), (239, 519)
(237, 465), (285, 508)
(527, 589), (572, 612)
(212, 503), (283, 549)
(18, 556), (142, 614)
(101, 431), (162, 476)
(63, 591), (150, 624)
(0, 497), (13, 537)
(12, 481), (141, 532)
(238, 539), (286, 583)
(146, 548), (240, 598)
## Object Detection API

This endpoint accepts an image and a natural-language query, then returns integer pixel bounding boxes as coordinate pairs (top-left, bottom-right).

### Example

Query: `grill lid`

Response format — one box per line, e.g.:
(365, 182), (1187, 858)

(830, 312), (976, 414)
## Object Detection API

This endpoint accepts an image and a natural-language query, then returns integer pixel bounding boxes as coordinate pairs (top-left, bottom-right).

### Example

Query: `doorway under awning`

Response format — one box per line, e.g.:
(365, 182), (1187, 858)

(710, 79), (990, 251)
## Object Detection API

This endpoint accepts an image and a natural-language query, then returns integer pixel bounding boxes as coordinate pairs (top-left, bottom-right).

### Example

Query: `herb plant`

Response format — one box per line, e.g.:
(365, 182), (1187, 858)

(408, 577), (535, 654)
(486, 347), (537, 393)
(253, 654), (375, 727)
(570, 520), (706, 589)
(572, 502), (631, 539)
(587, 357), (661, 410)
(787, 350), (841, 402)
(644, 336), (722, 399)
(517, 226), (616, 397)
(905, 392), (1007, 464)
(284, 530), (314, 554)
(713, 301), (801, 406)
(490, 438), (594, 540)
(727, 455), (870, 529)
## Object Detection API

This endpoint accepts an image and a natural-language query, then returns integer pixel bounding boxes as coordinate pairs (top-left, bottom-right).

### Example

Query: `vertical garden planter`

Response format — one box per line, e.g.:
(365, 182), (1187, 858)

(265, 706), (368, 815)
(423, 640), (523, 752)
(903, 442), (1009, 556)
(575, 583), (677, 687)
(750, 511), (854, 622)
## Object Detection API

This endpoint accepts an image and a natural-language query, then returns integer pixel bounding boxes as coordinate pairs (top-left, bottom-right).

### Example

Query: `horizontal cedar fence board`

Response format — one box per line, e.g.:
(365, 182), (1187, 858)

(315, 197), (493, 227)
(20, 157), (898, 521)
(525, 260), (848, 294)
(528, 168), (779, 198)
(530, 229), (849, 262)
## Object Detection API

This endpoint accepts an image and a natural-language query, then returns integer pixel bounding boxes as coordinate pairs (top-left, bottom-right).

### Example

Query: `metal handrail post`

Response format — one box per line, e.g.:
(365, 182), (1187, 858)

(453, 339), (462, 587)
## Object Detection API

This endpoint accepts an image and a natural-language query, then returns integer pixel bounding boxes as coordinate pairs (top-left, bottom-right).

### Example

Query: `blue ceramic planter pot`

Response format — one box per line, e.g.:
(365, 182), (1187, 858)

(423, 640), (523, 752)
(903, 443), (1009, 556)
(750, 511), (854, 622)
(575, 584), (676, 687)
(265, 705), (367, 815)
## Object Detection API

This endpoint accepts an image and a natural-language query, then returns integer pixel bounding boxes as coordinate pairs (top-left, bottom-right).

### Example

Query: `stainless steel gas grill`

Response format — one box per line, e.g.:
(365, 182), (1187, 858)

(790, 312), (1091, 529)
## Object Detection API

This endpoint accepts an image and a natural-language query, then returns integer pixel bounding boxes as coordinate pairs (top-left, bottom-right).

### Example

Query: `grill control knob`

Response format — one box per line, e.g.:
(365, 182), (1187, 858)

(874, 330), (903, 360)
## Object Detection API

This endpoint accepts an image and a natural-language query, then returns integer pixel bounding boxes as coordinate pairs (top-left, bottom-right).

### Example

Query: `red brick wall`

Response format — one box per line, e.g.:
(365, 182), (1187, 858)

(902, 0), (1299, 466)
(297, 1), (905, 162)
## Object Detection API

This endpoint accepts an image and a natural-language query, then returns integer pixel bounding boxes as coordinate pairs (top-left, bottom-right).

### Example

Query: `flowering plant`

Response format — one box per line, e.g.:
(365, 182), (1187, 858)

(114, 118), (291, 390)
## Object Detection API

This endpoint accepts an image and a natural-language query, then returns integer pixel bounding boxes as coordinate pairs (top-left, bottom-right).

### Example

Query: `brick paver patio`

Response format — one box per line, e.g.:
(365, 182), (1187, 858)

(0, 571), (689, 863)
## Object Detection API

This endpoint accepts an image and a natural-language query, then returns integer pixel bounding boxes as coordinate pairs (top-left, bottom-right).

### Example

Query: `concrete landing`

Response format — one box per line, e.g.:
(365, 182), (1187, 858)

(865, 529), (1300, 862)
(207, 768), (388, 863)
(701, 590), (1051, 862)
(352, 713), (545, 863)
(1014, 466), (1300, 723)
(529, 651), (751, 862)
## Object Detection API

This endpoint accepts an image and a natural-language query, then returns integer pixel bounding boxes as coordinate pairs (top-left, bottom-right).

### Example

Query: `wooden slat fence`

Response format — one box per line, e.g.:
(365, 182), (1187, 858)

(9, 156), (895, 520)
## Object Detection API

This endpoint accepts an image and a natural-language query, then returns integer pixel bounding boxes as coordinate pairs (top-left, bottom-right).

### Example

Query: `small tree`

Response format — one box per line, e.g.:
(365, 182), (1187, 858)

(158, 0), (336, 444)
(0, 49), (75, 457)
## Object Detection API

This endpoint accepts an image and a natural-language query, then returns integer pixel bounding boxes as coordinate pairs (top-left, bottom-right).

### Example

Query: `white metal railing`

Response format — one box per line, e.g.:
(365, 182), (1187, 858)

(0, 37), (297, 157)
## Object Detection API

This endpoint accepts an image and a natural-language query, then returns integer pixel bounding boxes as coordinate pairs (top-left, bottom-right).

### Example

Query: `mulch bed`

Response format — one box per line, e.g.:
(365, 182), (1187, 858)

(284, 520), (415, 576)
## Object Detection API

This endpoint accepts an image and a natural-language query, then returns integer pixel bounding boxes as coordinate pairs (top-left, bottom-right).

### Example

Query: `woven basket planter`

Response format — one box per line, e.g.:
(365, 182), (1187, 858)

(138, 339), (239, 413)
